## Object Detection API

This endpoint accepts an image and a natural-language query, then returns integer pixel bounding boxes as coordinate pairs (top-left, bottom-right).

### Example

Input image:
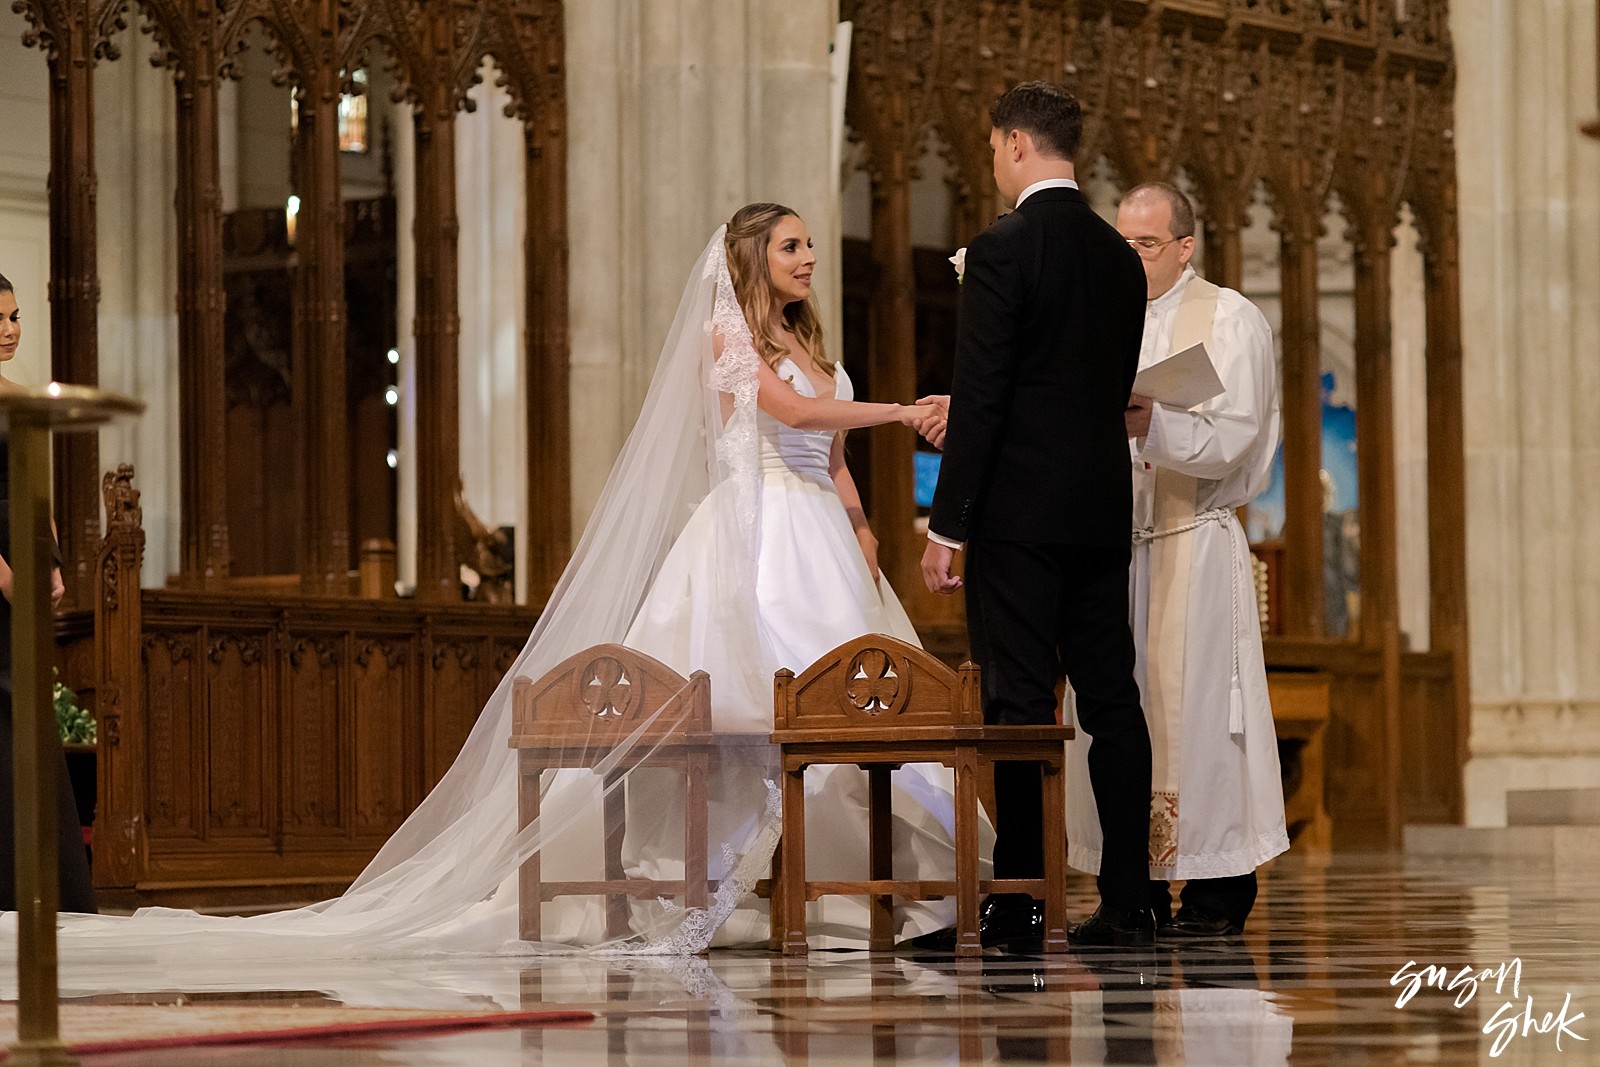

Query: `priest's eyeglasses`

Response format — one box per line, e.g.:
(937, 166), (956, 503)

(1126, 236), (1180, 256)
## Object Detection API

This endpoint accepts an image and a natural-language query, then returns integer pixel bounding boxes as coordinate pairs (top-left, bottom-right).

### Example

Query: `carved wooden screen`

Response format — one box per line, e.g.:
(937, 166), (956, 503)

(11, 0), (572, 602)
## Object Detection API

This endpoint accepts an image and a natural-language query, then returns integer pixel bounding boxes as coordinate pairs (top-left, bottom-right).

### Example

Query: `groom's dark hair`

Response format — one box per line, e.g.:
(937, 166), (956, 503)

(989, 82), (1083, 162)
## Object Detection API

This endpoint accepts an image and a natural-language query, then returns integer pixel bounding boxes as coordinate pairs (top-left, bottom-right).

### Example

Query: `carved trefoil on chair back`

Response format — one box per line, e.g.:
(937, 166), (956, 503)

(511, 643), (711, 747)
(772, 634), (980, 734)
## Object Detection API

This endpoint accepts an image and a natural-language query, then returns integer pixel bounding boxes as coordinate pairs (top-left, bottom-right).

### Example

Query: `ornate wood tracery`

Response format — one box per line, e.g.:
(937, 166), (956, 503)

(12, 0), (131, 609)
(844, 0), (1465, 845)
(14, 0), (568, 601)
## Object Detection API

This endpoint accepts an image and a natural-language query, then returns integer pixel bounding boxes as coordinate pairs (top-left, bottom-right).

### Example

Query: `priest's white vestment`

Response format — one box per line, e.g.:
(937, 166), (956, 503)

(1066, 265), (1290, 881)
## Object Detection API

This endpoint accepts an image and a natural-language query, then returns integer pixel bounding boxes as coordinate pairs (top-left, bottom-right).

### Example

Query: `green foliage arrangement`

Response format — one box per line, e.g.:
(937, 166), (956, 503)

(54, 668), (96, 745)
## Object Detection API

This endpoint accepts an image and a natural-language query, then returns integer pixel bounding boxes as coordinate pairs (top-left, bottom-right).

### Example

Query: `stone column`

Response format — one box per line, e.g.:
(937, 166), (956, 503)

(562, 0), (839, 532)
(1453, 0), (1600, 825)
(750, 3), (843, 346)
(562, 0), (633, 531)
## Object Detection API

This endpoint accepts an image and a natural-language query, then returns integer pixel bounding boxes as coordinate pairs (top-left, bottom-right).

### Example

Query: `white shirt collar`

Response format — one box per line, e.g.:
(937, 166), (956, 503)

(1014, 177), (1080, 208)
(1148, 265), (1197, 316)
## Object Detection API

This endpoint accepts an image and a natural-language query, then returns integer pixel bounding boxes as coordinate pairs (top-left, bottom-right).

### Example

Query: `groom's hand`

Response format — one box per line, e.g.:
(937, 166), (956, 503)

(921, 540), (962, 595)
(915, 394), (951, 450)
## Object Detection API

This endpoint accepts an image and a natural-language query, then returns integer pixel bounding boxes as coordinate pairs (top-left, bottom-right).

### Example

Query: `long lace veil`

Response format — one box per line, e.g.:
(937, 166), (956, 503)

(4, 227), (780, 977)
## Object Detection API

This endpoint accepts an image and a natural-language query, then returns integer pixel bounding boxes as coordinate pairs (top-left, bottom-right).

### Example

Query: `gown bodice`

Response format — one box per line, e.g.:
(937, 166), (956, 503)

(755, 358), (853, 479)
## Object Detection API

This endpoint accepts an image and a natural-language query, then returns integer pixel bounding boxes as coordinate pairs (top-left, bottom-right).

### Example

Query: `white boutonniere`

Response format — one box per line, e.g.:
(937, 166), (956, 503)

(949, 247), (967, 284)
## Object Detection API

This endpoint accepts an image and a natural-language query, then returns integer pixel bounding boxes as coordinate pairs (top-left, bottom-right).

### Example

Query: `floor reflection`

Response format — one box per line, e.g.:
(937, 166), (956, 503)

(20, 851), (1600, 1064)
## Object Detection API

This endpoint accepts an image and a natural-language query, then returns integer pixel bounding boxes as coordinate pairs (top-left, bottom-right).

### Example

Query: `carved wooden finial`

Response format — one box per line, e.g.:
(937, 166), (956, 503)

(102, 463), (142, 532)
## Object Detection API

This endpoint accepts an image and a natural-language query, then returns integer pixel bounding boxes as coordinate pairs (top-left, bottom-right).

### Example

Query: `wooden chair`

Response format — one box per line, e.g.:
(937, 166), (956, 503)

(509, 643), (718, 943)
(770, 634), (1074, 957)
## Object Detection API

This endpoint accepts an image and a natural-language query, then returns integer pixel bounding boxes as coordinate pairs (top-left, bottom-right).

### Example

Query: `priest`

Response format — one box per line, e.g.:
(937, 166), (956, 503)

(1066, 182), (1288, 939)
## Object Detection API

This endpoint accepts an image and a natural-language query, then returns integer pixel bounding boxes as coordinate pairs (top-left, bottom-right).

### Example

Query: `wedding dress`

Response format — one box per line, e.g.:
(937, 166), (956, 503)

(619, 354), (988, 949)
(0, 228), (983, 981)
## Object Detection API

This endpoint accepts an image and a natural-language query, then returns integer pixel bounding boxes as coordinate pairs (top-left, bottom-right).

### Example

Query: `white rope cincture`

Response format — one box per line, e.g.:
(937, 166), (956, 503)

(1133, 507), (1247, 737)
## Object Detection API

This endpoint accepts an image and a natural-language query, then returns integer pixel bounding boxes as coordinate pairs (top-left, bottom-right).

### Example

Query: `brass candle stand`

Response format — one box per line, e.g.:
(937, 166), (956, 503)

(2, 385), (143, 1067)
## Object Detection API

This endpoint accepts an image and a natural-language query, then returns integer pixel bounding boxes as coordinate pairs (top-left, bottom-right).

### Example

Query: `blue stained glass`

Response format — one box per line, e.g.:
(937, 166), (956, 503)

(913, 451), (942, 508)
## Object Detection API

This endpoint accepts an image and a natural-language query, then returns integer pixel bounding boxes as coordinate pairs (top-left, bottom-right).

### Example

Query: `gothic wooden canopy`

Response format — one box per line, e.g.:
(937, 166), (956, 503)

(12, 0), (571, 604)
(842, 0), (1465, 847)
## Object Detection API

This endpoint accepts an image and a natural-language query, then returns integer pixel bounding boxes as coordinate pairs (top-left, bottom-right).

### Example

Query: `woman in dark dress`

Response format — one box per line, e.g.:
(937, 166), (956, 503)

(0, 272), (97, 913)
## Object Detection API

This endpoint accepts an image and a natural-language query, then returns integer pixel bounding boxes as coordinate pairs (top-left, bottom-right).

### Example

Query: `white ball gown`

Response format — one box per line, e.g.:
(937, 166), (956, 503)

(618, 355), (991, 948)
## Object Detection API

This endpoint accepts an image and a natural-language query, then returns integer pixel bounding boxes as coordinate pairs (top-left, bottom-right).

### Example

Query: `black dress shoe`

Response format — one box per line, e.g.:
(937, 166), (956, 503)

(1066, 903), (1155, 947)
(978, 894), (1044, 946)
(907, 895), (1043, 952)
(1157, 906), (1243, 941)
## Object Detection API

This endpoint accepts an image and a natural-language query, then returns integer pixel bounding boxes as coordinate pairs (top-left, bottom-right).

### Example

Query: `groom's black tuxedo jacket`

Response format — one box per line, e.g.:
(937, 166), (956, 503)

(929, 186), (1147, 546)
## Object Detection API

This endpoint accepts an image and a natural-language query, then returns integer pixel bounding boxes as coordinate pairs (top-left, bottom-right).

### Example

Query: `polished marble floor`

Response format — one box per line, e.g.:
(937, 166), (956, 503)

(32, 851), (1600, 1064)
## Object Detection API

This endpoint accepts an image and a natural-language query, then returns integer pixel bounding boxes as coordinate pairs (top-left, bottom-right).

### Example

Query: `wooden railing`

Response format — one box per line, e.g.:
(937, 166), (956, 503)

(87, 466), (538, 910)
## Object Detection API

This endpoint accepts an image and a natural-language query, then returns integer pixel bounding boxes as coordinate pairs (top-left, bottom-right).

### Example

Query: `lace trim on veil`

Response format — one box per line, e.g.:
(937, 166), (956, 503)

(606, 781), (783, 956)
(706, 241), (763, 541)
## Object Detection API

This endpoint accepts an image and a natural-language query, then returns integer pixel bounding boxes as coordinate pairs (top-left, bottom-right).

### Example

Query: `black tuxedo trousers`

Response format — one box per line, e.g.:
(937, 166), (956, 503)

(965, 539), (1151, 910)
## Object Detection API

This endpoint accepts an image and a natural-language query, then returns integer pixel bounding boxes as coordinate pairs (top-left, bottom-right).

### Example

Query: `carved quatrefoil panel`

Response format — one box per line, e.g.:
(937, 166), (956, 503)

(845, 649), (910, 717)
(580, 656), (635, 721)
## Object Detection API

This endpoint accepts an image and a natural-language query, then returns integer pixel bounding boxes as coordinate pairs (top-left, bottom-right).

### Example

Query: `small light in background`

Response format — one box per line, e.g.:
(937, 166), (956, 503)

(384, 386), (399, 406)
(286, 195), (300, 245)
(386, 449), (398, 469)
(386, 348), (399, 365)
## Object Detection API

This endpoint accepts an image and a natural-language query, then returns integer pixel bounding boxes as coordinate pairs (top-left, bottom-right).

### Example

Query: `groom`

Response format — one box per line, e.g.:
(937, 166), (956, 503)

(922, 82), (1155, 946)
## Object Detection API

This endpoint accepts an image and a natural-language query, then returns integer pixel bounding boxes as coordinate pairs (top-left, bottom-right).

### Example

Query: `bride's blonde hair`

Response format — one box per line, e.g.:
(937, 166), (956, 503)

(724, 203), (833, 376)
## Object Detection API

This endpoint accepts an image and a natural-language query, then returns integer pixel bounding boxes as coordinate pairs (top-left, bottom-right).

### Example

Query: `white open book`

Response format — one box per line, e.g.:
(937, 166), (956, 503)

(1131, 342), (1225, 410)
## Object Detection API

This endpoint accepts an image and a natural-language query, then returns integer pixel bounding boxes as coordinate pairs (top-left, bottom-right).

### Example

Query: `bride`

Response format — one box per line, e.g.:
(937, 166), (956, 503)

(4, 204), (985, 973)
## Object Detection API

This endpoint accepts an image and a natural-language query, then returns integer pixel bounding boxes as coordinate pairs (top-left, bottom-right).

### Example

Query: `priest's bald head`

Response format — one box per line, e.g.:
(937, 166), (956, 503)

(1117, 182), (1197, 300)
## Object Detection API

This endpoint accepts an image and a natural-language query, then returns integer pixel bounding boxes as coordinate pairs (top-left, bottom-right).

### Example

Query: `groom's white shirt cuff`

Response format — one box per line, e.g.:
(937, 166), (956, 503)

(1013, 177), (1080, 207)
(927, 531), (964, 551)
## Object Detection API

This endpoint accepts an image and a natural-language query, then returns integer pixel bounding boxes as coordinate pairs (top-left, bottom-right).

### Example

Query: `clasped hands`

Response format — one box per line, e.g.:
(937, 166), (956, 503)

(909, 391), (1155, 446)
(906, 394), (950, 449)
(906, 394), (959, 596)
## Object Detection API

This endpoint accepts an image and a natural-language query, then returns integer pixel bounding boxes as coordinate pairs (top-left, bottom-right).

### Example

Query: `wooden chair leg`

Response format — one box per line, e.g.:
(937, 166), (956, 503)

(781, 763), (809, 955)
(518, 761), (543, 943)
(767, 826), (784, 954)
(867, 763), (894, 951)
(954, 748), (982, 958)
(603, 770), (629, 941)
(685, 752), (710, 916)
(1041, 755), (1069, 953)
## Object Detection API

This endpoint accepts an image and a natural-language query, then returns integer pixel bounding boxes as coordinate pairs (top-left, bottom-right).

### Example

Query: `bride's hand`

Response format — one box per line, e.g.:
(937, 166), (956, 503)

(855, 526), (880, 581)
(897, 403), (936, 428)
